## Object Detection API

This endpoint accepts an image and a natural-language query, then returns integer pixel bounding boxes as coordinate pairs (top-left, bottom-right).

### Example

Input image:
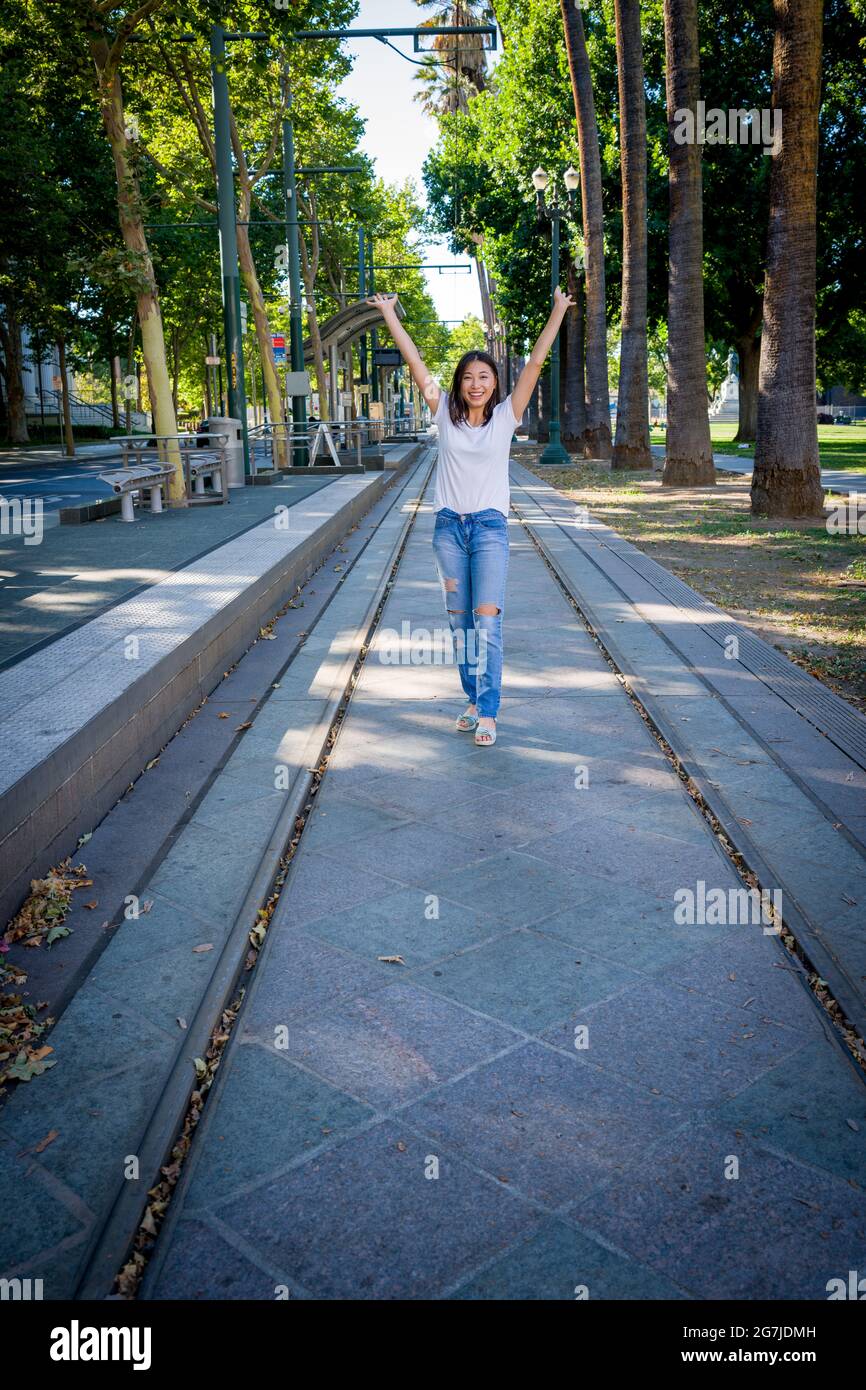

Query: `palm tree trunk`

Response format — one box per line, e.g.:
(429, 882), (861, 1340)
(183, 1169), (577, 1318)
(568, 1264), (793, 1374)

(751, 0), (824, 517)
(734, 319), (761, 442)
(563, 254), (586, 447)
(661, 0), (715, 486)
(613, 0), (651, 469)
(538, 369), (551, 443)
(560, 0), (612, 458)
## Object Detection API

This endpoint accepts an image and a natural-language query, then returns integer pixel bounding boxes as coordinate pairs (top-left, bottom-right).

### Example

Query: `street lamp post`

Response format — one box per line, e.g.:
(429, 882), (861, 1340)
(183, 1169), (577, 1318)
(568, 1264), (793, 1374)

(532, 164), (580, 467)
(210, 24), (251, 475)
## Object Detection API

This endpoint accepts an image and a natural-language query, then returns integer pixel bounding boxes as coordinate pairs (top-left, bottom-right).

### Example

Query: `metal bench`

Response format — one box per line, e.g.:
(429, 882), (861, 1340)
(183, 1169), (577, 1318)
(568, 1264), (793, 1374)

(98, 464), (176, 523)
(110, 432), (231, 508)
(187, 453), (227, 501)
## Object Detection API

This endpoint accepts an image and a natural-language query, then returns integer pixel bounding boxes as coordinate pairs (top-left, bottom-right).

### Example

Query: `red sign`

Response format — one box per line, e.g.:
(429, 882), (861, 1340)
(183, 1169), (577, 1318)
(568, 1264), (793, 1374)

(272, 336), (285, 348)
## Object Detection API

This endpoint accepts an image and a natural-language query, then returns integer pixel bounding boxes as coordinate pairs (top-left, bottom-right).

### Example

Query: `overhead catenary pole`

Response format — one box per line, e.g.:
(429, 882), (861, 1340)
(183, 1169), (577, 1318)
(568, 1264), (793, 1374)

(210, 24), (251, 474)
(281, 68), (308, 455)
(358, 226), (368, 397)
(368, 234), (380, 404)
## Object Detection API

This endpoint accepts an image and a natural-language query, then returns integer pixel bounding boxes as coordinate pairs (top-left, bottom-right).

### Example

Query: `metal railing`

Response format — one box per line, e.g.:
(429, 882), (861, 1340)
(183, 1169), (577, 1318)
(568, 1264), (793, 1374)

(107, 432), (231, 505)
(248, 413), (425, 471)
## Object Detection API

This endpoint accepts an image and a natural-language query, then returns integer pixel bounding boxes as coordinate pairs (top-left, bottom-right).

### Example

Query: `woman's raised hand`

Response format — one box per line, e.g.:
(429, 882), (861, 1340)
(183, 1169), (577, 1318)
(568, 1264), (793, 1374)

(366, 292), (398, 317)
(553, 285), (575, 312)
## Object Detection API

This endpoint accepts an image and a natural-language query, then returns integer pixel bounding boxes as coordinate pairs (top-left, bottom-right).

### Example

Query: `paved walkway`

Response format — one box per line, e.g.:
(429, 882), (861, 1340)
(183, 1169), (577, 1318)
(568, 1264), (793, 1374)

(0, 473), (331, 668)
(0, 453), (433, 1300)
(139, 470), (866, 1301)
(509, 464), (866, 1037)
(650, 443), (866, 495)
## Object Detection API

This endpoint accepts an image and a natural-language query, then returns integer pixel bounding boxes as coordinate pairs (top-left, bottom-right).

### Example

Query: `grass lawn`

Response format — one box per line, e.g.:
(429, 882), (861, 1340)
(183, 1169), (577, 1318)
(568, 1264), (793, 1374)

(524, 457), (866, 710)
(648, 423), (866, 471)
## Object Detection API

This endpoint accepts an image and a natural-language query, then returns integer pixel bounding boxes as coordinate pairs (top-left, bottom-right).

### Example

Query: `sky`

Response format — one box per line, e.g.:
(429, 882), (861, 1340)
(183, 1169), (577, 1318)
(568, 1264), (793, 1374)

(336, 0), (487, 324)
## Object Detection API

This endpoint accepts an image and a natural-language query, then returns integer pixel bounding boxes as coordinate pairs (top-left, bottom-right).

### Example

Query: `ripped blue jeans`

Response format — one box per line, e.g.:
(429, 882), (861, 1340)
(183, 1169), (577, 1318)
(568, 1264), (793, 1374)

(432, 507), (509, 719)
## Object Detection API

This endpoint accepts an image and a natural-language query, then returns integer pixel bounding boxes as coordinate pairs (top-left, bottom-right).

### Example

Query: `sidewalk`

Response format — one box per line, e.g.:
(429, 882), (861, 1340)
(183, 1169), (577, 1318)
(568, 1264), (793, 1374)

(0, 472), (332, 669)
(0, 452), (432, 1300)
(650, 443), (866, 495)
(141, 470), (866, 1301)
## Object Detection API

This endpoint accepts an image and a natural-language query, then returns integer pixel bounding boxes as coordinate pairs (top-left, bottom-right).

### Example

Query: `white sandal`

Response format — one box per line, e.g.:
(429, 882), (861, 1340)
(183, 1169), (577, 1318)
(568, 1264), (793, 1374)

(474, 722), (497, 746)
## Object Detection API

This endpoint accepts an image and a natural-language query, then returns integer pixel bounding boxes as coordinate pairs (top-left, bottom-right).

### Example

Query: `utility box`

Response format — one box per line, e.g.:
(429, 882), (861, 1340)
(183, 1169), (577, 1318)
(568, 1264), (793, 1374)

(203, 416), (244, 487)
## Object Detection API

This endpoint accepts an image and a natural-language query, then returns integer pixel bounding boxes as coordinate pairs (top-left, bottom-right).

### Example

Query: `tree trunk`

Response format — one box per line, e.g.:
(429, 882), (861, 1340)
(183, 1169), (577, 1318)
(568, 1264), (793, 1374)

(751, 0), (824, 517)
(562, 254), (586, 447)
(171, 325), (179, 413)
(94, 55), (184, 501)
(109, 350), (120, 428)
(734, 326), (760, 442)
(560, 0), (612, 458)
(0, 310), (29, 443)
(538, 369), (551, 443)
(57, 337), (75, 457)
(661, 0), (715, 486)
(301, 264), (328, 420)
(474, 249), (496, 356)
(236, 216), (288, 466)
(612, 0), (651, 469)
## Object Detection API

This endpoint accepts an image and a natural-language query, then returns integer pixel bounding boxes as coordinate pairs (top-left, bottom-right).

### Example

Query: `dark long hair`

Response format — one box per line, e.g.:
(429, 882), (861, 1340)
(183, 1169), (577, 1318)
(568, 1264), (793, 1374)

(448, 350), (501, 427)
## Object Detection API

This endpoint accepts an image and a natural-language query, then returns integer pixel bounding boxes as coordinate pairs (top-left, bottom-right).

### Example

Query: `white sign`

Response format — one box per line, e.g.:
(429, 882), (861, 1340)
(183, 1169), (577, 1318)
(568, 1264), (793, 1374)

(284, 369), (311, 395)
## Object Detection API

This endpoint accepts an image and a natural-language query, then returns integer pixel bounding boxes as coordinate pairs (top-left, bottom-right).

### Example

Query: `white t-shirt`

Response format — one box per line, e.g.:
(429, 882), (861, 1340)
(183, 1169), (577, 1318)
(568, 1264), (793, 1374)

(432, 389), (521, 517)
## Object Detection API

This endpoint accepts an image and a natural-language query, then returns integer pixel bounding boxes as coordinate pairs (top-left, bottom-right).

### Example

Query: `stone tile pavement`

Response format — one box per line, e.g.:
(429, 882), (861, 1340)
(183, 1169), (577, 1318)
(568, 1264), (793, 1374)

(142, 475), (866, 1301)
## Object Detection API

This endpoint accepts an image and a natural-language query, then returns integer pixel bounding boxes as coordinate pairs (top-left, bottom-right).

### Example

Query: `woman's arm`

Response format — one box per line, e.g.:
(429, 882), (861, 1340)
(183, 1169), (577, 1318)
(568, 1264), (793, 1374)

(510, 285), (574, 423)
(366, 292), (441, 414)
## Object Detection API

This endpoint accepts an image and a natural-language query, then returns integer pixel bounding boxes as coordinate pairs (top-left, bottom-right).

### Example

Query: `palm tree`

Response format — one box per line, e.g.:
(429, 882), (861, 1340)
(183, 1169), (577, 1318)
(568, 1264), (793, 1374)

(661, 0), (715, 486)
(612, 0), (651, 469)
(560, 0), (612, 458)
(752, 0), (824, 517)
(413, 1), (493, 118)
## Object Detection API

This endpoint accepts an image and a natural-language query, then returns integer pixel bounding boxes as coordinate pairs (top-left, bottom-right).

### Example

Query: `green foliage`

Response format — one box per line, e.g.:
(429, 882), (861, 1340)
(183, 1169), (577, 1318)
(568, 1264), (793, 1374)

(422, 0), (866, 391)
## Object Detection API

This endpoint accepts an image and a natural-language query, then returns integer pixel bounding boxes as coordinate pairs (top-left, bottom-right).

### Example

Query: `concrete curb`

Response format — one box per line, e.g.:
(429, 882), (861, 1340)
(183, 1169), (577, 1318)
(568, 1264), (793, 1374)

(0, 446), (423, 928)
(72, 450), (433, 1299)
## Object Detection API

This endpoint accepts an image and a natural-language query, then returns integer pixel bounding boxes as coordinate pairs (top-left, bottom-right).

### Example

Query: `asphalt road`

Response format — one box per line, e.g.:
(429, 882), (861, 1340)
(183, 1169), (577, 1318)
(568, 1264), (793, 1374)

(0, 448), (123, 522)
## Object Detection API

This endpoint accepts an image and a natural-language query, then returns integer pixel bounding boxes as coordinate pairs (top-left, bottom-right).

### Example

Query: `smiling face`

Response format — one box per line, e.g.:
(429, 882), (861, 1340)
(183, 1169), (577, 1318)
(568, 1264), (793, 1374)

(460, 358), (498, 412)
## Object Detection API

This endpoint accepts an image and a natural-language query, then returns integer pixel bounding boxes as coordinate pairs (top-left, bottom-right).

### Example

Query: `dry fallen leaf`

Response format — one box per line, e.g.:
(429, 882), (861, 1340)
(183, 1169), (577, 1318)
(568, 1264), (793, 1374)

(378, 955), (406, 965)
(33, 1128), (59, 1153)
(218, 712), (230, 719)
(236, 722), (252, 732)
(192, 943), (214, 954)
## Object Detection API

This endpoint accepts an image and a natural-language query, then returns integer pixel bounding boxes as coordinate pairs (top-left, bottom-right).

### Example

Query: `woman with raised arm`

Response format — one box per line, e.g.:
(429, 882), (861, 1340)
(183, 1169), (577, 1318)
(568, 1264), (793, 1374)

(367, 288), (574, 746)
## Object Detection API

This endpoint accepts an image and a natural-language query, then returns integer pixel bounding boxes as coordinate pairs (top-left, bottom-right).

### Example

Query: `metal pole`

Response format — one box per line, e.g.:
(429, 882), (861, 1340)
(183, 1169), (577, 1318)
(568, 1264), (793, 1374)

(541, 208), (568, 465)
(281, 69), (308, 463)
(358, 226), (368, 393)
(210, 24), (251, 475)
(369, 234), (380, 405)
